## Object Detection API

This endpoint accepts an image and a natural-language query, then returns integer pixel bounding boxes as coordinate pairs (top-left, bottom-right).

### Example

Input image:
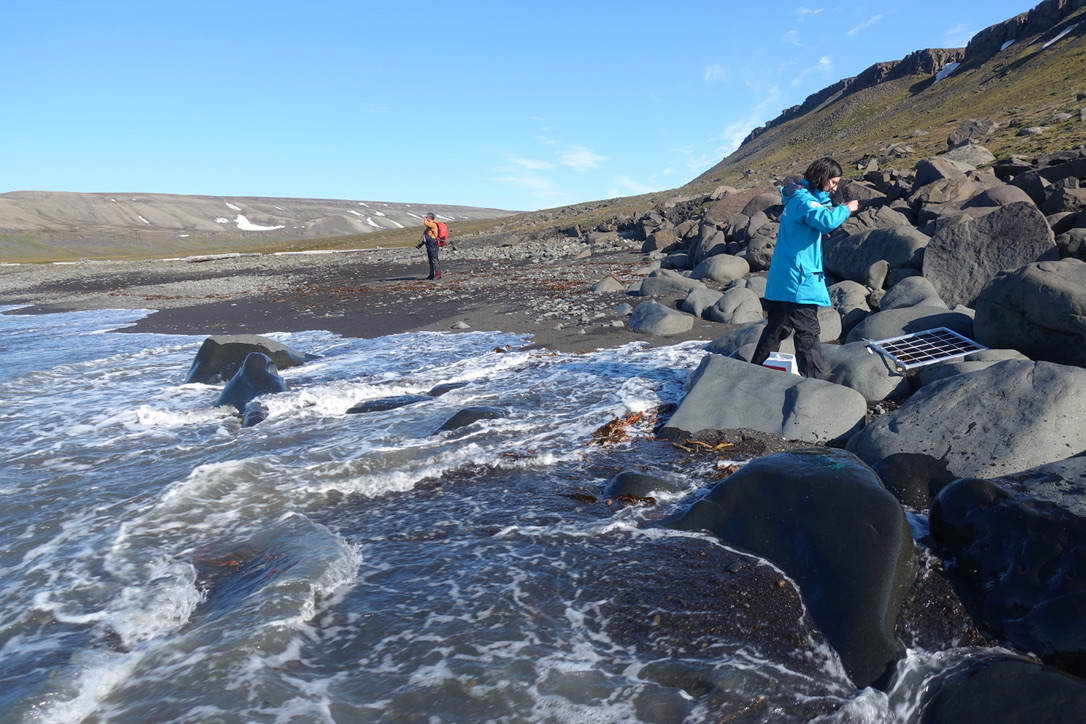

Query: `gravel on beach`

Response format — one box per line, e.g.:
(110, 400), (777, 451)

(0, 240), (727, 354)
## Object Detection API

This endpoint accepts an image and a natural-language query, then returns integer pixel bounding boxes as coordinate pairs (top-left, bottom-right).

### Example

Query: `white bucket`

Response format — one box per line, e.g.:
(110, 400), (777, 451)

(762, 352), (799, 375)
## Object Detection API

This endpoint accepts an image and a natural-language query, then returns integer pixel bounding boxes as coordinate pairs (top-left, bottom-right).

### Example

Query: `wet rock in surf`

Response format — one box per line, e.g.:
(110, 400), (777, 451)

(602, 470), (686, 498)
(917, 655), (1086, 723)
(186, 334), (316, 384)
(215, 352), (286, 414)
(437, 406), (505, 432)
(931, 469), (1086, 677)
(661, 447), (916, 689)
(346, 394), (430, 414)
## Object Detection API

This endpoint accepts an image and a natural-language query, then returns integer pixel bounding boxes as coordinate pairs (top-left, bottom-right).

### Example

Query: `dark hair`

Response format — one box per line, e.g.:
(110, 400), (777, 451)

(804, 158), (843, 192)
(425, 212), (435, 220)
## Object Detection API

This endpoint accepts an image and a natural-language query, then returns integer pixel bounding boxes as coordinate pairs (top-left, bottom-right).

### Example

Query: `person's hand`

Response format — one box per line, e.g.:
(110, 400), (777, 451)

(845, 199), (860, 213)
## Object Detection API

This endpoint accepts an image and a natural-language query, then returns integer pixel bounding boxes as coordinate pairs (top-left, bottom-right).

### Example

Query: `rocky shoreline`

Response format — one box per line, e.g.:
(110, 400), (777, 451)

(4, 141), (1086, 718)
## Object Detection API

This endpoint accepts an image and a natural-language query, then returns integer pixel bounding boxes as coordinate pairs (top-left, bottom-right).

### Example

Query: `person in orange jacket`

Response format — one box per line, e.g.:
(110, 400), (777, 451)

(416, 212), (441, 280)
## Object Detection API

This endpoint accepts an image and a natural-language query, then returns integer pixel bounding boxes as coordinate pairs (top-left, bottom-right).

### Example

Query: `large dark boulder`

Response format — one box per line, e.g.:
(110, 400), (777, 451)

(186, 334), (315, 384)
(661, 448), (916, 689)
(918, 656), (1086, 723)
(844, 305), (974, 345)
(823, 225), (930, 289)
(923, 201), (1058, 308)
(931, 476), (1086, 676)
(974, 259), (1086, 368)
(848, 360), (1086, 506)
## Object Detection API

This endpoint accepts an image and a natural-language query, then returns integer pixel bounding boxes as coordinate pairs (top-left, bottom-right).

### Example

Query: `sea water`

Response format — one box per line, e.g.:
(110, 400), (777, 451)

(0, 306), (999, 723)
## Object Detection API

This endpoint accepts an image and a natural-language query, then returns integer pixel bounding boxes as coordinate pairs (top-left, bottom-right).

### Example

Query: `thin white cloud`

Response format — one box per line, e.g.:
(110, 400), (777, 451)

(510, 156), (556, 171)
(609, 175), (657, 197)
(704, 63), (729, 83)
(794, 7), (823, 20)
(560, 145), (606, 171)
(943, 23), (975, 47)
(792, 55), (834, 86)
(713, 85), (783, 161)
(848, 14), (882, 36)
(782, 30), (812, 48)
(492, 168), (568, 204)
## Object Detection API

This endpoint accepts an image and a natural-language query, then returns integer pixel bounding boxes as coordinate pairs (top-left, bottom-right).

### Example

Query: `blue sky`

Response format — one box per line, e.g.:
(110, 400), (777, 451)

(4, 1), (1035, 211)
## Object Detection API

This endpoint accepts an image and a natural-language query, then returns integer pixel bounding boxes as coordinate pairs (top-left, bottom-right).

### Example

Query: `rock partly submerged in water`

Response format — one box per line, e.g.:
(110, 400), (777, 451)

(214, 351), (287, 418)
(186, 334), (317, 384)
(660, 447), (916, 690)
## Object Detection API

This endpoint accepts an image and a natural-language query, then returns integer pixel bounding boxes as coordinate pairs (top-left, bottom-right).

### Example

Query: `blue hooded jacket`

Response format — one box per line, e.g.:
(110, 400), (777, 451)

(763, 179), (850, 306)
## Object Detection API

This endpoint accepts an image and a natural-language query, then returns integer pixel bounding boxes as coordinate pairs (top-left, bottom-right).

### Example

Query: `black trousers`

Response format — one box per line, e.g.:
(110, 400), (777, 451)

(751, 301), (827, 379)
(424, 239), (441, 278)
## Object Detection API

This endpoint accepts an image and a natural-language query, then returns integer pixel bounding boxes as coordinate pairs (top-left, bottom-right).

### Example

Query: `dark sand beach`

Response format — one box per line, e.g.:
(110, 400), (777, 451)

(0, 244), (727, 353)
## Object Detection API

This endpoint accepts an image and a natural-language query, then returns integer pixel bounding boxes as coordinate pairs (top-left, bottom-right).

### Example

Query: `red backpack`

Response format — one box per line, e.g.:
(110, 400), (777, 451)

(435, 221), (449, 247)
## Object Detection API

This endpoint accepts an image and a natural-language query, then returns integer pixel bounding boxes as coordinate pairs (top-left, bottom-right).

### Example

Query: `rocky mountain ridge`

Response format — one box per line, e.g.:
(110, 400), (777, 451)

(695, 0), (1086, 187)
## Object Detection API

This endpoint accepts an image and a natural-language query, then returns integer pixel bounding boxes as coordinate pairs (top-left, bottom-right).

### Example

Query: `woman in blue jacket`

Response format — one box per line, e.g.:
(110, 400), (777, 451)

(751, 158), (858, 379)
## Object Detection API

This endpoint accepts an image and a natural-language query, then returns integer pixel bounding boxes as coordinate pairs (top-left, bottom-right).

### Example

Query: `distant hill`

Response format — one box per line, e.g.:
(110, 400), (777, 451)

(0, 190), (517, 262)
(691, 0), (1086, 188)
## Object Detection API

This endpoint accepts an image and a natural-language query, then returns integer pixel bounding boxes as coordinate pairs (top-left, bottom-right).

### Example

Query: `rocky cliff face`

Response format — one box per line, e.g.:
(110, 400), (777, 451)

(742, 48), (966, 148)
(707, 0), (1086, 183)
(964, 0), (1086, 63)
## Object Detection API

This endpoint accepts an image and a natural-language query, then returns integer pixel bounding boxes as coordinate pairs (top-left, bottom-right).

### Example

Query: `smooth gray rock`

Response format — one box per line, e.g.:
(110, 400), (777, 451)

(347, 394), (430, 414)
(880, 276), (947, 310)
(828, 280), (872, 336)
(962, 183), (1035, 209)
(662, 448), (916, 689)
(847, 360), (1086, 493)
(845, 305), (974, 345)
(743, 222), (779, 272)
(823, 341), (911, 402)
(914, 348), (1030, 388)
(681, 287), (724, 318)
(823, 226), (930, 289)
(591, 275), (626, 293)
(923, 201), (1059, 308)
(691, 253), (750, 284)
(636, 269), (705, 298)
(629, 300), (694, 336)
(706, 287), (764, 325)
(705, 321), (780, 357)
(660, 355), (867, 444)
(974, 259), (1086, 368)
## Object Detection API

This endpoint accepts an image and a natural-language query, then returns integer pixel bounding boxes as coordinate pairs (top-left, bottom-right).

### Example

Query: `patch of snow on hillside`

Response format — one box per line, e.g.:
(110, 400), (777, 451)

(235, 214), (284, 231)
(138, 215), (150, 224)
(1043, 24), (1078, 49)
(1001, 39), (1017, 50)
(215, 218), (230, 224)
(225, 201), (242, 212)
(365, 217), (382, 228)
(348, 210), (364, 217)
(933, 62), (960, 83)
(359, 202), (369, 207)
(373, 211), (386, 216)
(387, 219), (404, 228)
